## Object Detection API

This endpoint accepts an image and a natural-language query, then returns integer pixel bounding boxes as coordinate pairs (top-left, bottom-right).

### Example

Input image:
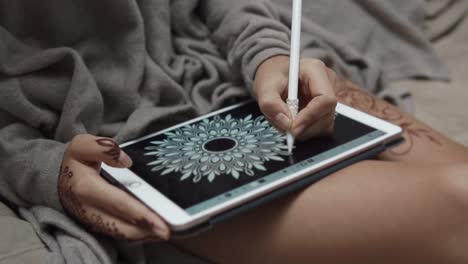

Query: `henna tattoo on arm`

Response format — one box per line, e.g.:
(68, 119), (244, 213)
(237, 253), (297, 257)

(335, 81), (441, 155)
(96, 138), (121, 162)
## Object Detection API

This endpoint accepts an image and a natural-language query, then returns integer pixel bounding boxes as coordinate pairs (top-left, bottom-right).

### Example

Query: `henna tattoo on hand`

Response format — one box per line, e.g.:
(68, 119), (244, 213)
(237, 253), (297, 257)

(58, 166), (84, 217)
(96, 138), (121, 162)
(130, 218), (165, 243)
(335, 81), (441, 155)
(58, 165), (161, 242)
(58, 166), (127, 240)
(133, 217), (155, 230)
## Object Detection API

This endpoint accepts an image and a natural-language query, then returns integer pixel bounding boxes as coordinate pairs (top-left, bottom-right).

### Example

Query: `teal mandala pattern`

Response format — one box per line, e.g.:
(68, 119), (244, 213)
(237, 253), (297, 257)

(144, 114), (289, 183)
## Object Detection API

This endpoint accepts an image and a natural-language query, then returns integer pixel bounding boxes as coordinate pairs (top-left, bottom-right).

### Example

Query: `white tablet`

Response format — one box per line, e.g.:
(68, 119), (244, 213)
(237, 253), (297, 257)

(101, 101), (402, 233)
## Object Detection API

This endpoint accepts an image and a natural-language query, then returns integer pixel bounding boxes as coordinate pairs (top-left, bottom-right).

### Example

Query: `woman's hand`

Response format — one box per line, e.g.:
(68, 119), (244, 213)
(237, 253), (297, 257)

(58, 134), (170, 242)
(254, 55), (338, 140)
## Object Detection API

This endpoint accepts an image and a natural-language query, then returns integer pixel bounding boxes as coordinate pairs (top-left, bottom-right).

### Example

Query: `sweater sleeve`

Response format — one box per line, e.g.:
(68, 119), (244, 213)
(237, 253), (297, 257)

(0, 110), (67, 211)
(0, 29), (66, 211)
(0, 26), (87, 213)
(200, 0), (291, 90)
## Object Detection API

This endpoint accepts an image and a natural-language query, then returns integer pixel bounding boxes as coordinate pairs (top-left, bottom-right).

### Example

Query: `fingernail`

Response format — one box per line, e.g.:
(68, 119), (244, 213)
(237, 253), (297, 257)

(119, 151), (133, 167)
(274, 113), (291, 131)
(292, 125), (305, 137)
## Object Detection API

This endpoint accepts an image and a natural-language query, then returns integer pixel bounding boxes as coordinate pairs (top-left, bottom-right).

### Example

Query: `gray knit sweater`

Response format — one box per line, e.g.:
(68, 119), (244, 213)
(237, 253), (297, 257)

(0, 0), (448, 263)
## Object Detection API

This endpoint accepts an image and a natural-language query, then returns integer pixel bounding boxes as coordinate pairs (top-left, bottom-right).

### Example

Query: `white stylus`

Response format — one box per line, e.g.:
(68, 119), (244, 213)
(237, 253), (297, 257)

(286, 0), (302, 154)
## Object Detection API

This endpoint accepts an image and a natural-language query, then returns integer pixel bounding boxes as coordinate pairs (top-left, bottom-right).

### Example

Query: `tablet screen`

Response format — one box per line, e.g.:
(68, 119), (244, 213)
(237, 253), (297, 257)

(122, 101), (385, 215)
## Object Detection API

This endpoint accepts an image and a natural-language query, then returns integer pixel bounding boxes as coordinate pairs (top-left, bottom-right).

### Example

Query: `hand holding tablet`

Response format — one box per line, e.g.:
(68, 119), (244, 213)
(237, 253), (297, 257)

(59, 134), (170, 241)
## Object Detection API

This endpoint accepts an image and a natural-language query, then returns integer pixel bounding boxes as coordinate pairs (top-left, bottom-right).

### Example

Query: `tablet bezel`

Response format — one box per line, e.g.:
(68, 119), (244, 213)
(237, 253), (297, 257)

(101, 102), (402, 231)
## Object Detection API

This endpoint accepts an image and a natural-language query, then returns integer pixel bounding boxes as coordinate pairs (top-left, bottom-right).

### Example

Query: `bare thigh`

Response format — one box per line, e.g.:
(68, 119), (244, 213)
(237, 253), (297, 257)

(176, 161), (468, 264)
(174, 82), (468, 264)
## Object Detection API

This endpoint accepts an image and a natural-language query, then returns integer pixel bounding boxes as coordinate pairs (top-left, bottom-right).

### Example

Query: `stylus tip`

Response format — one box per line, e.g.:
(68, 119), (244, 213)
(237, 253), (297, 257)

(286, 133), (294, 154)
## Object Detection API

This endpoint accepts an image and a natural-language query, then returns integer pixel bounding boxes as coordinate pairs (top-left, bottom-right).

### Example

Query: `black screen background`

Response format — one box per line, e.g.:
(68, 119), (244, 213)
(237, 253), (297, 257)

(123, 102), (375, 209)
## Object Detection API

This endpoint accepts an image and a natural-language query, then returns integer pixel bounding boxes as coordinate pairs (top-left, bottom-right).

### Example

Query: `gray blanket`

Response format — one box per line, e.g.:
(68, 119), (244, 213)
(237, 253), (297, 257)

(0, 0), (449, 263)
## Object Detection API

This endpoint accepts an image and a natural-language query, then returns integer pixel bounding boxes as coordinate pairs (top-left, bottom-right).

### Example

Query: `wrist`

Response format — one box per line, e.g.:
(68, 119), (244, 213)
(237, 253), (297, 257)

(254, 55), (290, 95)
(256, 55), (289, 75)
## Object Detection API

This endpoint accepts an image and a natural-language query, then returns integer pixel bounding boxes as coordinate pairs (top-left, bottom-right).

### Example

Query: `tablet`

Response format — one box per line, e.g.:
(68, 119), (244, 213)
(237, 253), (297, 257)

(101, 101), (402, 233)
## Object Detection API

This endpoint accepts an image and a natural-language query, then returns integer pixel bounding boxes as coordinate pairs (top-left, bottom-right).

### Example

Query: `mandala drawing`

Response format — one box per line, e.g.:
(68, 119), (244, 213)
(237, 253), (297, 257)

(144, 114), (289, 183)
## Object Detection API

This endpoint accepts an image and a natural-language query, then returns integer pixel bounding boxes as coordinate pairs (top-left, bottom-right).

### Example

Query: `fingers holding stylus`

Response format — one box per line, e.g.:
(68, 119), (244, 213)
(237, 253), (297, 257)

(254, 56), (338, 139)
(292, 59), (338, 140)
(256, 0), (335, 143)
(254, 55), (293, 132)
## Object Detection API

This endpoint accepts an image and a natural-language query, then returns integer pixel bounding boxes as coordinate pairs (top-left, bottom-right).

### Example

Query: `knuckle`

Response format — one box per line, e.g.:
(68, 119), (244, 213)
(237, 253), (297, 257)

(299, 118), (313, 128)
(71, 134), (81, 143)
(71, 134), (87, 144)
(69, 135), (81, 150)
(322, 95), (338, 109)
(297, 112), (315, 126)
(258, 97), (277, 113)
(127, 228), (146, 240)
(298, 118), (334, 141)
(327, 68), (337, 78)
(70, 134), (93, 149)
(305, 58), (326, 69)
(115, 201), (131, 216)
(296, 129), (315, 141)
(73, 179), (91, 198)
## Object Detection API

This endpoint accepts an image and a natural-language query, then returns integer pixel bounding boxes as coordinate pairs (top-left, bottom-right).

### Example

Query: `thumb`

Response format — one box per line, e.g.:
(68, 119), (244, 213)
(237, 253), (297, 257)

(254, 55), (293, 132)
(258, 94), (292, 132)
(255, 77), (292, 132)
(67, 134), (133, 168)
